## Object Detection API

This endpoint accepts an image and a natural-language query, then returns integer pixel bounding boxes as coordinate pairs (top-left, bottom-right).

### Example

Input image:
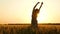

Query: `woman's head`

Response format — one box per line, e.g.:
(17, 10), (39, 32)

(35, 9), (39, 13)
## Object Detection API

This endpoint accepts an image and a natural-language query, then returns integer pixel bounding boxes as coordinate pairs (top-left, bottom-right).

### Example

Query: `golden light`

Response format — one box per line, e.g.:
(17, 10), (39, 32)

(0, 0), (60, 24)
(37, 5), (48, 23)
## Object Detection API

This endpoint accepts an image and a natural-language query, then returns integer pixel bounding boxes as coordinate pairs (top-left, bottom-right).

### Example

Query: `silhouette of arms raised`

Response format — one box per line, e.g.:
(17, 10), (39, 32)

(33, 2), (40, 10)
(39, 2), (43, 11)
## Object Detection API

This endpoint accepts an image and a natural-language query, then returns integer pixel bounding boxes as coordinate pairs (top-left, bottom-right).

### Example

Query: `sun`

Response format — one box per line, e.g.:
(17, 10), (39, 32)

(37, 6), (48, 23)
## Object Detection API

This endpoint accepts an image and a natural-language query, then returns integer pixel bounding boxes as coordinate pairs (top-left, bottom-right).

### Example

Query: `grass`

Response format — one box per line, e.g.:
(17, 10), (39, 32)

(0, 24), (60, 34)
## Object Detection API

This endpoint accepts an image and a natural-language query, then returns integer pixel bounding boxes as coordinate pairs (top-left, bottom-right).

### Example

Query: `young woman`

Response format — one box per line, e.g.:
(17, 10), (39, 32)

(31, 2), (43, 28)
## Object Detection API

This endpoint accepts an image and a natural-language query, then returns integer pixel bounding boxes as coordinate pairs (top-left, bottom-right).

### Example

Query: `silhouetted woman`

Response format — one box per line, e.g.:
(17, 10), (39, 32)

(31, 2), (43, 28)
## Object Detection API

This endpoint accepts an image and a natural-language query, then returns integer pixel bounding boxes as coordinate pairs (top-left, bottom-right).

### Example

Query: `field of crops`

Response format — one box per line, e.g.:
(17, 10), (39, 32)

(0, 24), (60, 34)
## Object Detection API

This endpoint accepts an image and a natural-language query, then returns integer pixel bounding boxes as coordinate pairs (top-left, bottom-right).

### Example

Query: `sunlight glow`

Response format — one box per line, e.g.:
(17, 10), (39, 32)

(37, 5), (48, 23)
(0, 0), (60, 24)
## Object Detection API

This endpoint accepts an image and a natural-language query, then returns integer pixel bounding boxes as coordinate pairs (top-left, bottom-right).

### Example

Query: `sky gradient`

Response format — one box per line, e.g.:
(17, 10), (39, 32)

(0, 0), (60, 24)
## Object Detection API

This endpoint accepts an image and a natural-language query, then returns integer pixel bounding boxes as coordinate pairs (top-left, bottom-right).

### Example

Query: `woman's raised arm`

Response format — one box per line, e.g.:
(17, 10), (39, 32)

(39, 2), (43, 11)
(33, 2), (40, 10)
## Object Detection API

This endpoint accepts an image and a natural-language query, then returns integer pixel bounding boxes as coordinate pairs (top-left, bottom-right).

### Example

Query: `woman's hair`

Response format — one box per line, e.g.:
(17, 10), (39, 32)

(35, 9), (39, 11)
(35, 9), (39, 13)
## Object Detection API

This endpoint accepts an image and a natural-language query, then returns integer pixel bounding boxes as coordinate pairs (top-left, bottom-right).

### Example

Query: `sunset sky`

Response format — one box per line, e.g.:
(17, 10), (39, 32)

(0, 0), (60, 24)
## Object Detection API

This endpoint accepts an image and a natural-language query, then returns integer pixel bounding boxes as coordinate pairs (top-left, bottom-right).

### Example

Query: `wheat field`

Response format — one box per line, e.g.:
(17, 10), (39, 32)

(0, 24), (60, 34)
